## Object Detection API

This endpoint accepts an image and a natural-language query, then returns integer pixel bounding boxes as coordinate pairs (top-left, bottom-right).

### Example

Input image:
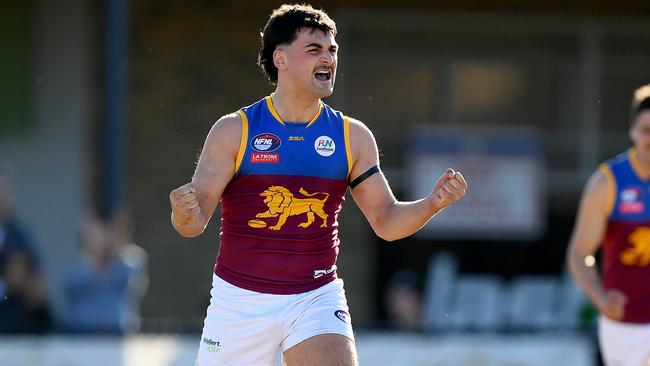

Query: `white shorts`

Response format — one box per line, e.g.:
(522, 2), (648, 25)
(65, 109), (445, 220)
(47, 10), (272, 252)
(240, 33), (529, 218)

(196, 274), (354, 366)
(599, 316), (650, 366)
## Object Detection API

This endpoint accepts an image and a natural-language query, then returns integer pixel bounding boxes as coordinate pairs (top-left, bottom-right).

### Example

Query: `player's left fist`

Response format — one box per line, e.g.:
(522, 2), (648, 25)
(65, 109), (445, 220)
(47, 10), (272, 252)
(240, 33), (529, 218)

(430, 168), (467, 211)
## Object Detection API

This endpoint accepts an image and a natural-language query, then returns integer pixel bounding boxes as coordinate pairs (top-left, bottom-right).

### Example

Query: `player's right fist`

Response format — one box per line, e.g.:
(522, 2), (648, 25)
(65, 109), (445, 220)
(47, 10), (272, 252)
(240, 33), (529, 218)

(170, 183), (201, 226)
(595, 288), (628, 320)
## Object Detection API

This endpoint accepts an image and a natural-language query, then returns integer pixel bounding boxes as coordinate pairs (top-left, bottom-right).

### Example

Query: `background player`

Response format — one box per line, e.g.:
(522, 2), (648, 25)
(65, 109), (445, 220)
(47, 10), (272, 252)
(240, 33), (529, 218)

(567, 84), (650, 366)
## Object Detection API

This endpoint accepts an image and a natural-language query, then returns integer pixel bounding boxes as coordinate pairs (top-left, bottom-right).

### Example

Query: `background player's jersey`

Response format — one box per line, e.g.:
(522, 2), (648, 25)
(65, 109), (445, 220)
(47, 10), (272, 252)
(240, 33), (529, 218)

(600, 149), (650, 323)
(214, 95), (353, 294)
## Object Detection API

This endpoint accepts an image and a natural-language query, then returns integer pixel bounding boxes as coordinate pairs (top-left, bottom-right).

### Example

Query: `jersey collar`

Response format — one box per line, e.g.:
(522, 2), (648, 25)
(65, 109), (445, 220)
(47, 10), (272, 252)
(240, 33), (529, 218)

(265, 94), (323, 127)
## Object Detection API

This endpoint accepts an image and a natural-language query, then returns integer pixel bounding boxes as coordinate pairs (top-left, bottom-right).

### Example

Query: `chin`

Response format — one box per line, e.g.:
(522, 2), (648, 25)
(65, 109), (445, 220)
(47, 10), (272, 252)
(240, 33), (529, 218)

(308, 81), (335, 98)
(307, 89), (332, 99)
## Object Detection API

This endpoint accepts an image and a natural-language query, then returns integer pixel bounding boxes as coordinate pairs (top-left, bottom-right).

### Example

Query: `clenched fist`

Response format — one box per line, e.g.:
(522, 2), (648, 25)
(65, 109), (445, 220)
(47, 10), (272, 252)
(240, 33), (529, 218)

(595, 288), (628, 320)
(431, 168), (467, 211)
(170, 183), (201, 227)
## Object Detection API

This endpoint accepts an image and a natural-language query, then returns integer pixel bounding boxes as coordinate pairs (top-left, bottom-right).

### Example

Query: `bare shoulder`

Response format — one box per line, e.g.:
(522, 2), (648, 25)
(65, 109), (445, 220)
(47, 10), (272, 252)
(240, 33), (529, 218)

(203, 112), (243, 153)
(580, 167), (614, 212)
(347, 116), (374, 143)
(346, 116), (379, 177)
(209, 112), (242, 138)
(346, 116), (377, 157)
(584, 166), (611, 195)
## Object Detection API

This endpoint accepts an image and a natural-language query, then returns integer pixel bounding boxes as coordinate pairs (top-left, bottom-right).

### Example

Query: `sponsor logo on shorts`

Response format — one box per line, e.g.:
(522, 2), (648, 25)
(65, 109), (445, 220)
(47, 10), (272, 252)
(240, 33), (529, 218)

(251, 133), (281, 152)
(314, 136), (335, 156)
(334, 310), (350, 324)
(202, 337), (222, 353)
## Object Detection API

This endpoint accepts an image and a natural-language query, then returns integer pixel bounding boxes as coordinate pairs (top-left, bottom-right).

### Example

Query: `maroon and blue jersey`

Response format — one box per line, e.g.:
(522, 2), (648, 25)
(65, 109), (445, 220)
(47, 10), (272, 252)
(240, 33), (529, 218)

(600, 149), (650, 323)
(214, 95), (353, 294)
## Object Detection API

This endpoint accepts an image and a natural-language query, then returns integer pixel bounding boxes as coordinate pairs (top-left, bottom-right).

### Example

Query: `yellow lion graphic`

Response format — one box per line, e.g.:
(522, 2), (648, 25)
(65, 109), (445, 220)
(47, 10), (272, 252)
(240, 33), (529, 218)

(250, 186), (330, 230)
(621, 227), (650, 267)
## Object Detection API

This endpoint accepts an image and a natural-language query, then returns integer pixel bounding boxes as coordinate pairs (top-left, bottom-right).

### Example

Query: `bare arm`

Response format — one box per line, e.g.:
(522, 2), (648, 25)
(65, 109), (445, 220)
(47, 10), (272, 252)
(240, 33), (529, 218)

(169, 113), (242, 237)
(566, 168), (627, 319)
(348, 118), (466, 241)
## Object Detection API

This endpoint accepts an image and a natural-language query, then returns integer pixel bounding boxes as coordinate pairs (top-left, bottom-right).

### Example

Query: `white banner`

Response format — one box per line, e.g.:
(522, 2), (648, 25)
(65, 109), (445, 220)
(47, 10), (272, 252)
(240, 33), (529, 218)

(407, 129), (545, 240)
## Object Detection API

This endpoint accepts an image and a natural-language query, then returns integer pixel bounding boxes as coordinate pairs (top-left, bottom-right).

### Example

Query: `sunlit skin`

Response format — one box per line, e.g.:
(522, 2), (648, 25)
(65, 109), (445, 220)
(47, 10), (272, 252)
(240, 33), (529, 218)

(169, 19), (467, 366)
(567, 108), (650, 321)
(629, 110), (650, 177)
(170, 25), (467, 241)
(271, 27), (338, 122)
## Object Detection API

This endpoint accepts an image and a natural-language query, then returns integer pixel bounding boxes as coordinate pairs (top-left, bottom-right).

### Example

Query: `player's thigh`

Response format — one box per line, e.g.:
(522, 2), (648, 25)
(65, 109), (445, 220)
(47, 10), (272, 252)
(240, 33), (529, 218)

(283, 334), (357, 366)
(197, 275), (281, 366)
(599, 316), (650, 366)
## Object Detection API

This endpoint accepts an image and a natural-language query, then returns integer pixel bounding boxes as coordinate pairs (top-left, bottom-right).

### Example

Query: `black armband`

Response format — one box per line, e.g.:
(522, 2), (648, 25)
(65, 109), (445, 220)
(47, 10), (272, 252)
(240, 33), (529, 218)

(349, 165), (380, 189)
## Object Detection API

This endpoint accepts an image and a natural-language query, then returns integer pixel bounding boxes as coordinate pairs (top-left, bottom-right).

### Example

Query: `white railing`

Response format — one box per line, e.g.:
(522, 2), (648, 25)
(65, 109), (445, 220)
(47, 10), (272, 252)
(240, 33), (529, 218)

(0, 333), (595, 366)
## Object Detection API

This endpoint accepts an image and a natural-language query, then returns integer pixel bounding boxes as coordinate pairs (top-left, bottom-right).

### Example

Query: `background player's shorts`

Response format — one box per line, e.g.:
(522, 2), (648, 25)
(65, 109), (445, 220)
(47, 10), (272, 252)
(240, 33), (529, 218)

(599, 315), (650, 366)
(196, 274), (354, 366)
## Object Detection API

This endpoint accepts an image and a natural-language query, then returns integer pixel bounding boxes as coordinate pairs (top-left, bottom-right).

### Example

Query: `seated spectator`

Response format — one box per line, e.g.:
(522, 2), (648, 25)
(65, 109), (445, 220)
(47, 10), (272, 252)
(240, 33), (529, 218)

(0, 175), (39, 287)
(62, 211), (138, 334)
(383, 269), (423, 331)
(0, 249), (52, 333)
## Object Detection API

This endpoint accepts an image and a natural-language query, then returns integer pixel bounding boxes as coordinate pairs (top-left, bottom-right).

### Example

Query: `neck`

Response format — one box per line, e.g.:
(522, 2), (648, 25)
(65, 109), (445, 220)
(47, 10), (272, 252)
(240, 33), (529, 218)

(637, 150), (650, 167)
(632, 148), (650, 179)
(271, 85), (320, 123)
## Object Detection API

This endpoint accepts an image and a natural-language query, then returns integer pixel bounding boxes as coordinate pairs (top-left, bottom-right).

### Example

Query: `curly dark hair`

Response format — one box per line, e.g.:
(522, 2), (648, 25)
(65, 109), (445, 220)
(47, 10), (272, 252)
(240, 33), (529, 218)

(257, 4), (337, 85)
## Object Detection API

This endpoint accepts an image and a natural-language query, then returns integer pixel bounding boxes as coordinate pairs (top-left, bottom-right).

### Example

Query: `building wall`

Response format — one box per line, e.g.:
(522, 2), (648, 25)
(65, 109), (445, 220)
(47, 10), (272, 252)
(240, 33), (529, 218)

(0, 0), (94, 320)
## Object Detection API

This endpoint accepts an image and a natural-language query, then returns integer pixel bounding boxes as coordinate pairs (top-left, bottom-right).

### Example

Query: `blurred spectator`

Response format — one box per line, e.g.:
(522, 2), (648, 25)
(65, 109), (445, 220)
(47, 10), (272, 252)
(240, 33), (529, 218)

(0, 175), (51, 334)
(108, 204), (149, 332)
(382, 270), (422, 331)
(0, 249), (52, 333)
(62, 211), (144, 334)
(0, 175), (39, 287)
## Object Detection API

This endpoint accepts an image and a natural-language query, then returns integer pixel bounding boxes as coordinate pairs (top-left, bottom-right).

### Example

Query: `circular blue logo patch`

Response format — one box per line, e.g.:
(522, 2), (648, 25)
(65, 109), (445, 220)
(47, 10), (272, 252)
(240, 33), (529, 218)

(251, 133), (281, 152)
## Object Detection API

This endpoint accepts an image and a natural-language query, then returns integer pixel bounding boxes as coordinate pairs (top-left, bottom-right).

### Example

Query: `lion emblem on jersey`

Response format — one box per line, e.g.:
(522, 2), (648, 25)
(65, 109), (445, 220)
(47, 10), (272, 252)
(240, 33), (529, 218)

(621, 227), (650, 267)
(248, 186), (330, 230)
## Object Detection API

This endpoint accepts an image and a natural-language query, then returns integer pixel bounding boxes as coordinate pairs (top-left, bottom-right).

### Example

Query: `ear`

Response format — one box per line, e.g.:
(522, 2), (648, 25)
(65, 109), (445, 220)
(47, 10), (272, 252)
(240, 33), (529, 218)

(273, 48), (287, 71)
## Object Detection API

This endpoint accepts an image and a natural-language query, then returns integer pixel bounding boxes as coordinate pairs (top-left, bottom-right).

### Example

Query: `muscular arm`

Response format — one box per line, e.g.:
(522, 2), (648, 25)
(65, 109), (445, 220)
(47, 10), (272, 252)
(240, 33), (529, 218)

(170, 113), (241, 237)
(566, 168), (626, 318)
(348, 118), (466, 242)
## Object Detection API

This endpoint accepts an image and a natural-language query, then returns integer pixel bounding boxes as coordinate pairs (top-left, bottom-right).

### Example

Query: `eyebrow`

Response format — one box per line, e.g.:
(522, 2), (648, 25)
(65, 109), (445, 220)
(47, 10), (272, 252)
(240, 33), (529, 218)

(305, 43), (338, 50)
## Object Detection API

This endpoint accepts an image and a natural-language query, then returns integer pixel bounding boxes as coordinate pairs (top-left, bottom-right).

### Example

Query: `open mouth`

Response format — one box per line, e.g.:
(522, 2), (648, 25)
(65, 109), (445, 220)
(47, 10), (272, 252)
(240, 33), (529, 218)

(314, 69), (332, 81)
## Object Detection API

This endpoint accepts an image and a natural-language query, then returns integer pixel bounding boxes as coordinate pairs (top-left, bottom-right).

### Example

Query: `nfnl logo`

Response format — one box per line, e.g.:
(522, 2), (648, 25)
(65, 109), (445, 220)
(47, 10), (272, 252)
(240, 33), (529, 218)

(251, 133), (281, 152)
(619, 187), (644, 214)
(621, 188), (641, 202)
(314, 136), (335, 156)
